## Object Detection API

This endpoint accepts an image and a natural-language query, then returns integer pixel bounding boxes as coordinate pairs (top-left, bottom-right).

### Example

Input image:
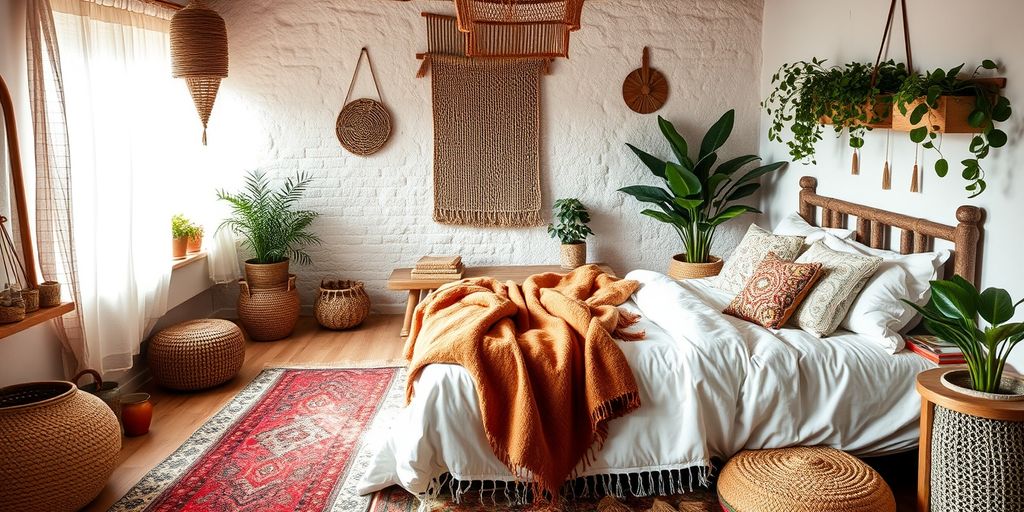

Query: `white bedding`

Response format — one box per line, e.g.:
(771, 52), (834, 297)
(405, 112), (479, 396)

(357, 270), (932, 496)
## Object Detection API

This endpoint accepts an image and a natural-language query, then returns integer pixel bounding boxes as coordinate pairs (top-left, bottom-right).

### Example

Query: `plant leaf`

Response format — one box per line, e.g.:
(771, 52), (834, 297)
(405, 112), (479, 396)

(910, 126), (928, 144)
(987, 129), (1007, 148)
(715, 155), (761, 176)
(707, 205), (759, 227)
(910, 103), (930, 125)
(626, 143), (668, 179)
(665, 162), (702, 198)
(935, 158), (949, 177)
(618, 185), (674, 204)
(658, 116), (694, 170)
(982, 59), (998, 70)
(735, 161), (788, 186)
(699, 109), (735, 161)
(725, 183), (760, 202)
(979, 287), (1015, 325)
(930, 279), (979, 324)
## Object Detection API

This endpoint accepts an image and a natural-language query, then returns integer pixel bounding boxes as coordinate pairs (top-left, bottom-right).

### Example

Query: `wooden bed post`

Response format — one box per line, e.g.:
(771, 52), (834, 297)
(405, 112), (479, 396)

(798, 176), (817, 225)
(953, 206), (981, 286)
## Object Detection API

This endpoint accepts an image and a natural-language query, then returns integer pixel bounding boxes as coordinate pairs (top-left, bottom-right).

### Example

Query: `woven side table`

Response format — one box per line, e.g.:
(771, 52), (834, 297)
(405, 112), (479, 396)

(916, 367), (1024, 512)
(148, 319), (245, 391)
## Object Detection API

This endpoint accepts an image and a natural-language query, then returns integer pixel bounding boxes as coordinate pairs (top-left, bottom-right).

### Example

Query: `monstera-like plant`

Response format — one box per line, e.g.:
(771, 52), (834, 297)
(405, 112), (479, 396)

(620, 110), (787, 279)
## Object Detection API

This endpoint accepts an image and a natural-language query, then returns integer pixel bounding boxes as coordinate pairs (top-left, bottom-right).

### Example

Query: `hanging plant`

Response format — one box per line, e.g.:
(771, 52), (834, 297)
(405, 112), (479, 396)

(892, 60), (1011, 197)
(763, 59), (909, 163)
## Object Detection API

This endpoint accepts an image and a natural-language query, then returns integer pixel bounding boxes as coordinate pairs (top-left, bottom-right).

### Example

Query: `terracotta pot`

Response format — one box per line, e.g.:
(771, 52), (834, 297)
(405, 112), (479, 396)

(667, 254), (723, 280)
(940, 369), (1024, 402)
(172, 237), (188, 259)
(187, 234), (203, 253)
(560, 242), (587, 269)
(38, 281), (61, 307)
(244, 259), (290, 289)
(121, 392), (153, 437)
(238, 275), (300, 341)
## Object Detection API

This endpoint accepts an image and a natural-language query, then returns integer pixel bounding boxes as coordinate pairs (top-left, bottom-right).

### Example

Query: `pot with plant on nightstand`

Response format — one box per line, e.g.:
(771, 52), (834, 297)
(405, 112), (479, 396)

(548, 198), (593, 270)
(620, 109), (787, 280)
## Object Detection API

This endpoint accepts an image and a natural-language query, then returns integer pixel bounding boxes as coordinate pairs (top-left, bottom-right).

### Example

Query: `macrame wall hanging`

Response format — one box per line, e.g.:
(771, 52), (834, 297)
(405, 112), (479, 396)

(170, 0), (228, 146)
(419, 14), (544, 227)
(623, 47), (668, 114)
(336, 48), (392, 156)
(453, 0), (584, 58)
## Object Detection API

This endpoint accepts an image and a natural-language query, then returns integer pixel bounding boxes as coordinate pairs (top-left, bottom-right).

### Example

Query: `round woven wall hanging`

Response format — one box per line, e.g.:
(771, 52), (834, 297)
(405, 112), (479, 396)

(623, 47), (668, 114)
(336, 48), (391, 156)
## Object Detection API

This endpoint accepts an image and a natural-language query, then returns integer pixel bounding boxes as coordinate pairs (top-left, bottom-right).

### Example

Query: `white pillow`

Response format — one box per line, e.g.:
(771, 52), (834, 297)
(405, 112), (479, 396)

(773, 212), (857, 245)
(819, 234), (951, 353)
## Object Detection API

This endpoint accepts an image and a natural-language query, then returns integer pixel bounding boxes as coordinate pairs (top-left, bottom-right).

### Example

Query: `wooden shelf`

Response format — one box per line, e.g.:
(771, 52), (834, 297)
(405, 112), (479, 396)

(0, 302), (75, 340)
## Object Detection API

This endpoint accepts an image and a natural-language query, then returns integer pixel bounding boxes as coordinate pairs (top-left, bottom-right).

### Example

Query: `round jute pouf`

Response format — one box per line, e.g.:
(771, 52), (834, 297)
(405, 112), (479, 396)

(718, 447), (896, 512)
(148, 319), (245, 391)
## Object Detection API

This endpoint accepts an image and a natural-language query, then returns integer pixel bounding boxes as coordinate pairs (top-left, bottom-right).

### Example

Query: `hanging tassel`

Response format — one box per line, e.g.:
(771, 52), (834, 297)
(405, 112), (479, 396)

(910, 163), (919, 192)
(882, 161), (891, 190)
(851, 149), (860, 175)
(202, 126), (207, 146)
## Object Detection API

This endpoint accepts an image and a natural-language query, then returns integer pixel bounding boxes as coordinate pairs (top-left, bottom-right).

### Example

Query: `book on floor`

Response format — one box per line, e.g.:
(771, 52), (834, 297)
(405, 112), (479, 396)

(905, 334), (965, 365)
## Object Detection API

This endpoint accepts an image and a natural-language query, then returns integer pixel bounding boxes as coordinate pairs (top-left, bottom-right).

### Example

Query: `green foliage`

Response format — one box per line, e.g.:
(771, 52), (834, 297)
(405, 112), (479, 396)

(216, 171), (322, 265)
(171, 214), (201, 239)
(619, 110), (788, 264)
(893, 60), (1011, 198)
(763, 59), (908, 163)
(903, 276), (1024, 394)
(547, 198), (594, 245)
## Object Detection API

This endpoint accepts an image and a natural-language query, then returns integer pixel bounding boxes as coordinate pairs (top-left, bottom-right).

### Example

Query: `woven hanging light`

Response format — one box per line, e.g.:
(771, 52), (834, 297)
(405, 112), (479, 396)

(453, 0), (585, 58)
(170, 0), (228, 145)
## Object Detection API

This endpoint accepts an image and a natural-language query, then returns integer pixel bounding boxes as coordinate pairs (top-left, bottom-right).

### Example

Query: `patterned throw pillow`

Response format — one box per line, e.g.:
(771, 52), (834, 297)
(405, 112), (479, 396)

(792, 241), (883, 337)
(723, 252), (823, 329)
(716, 224), (805, 295)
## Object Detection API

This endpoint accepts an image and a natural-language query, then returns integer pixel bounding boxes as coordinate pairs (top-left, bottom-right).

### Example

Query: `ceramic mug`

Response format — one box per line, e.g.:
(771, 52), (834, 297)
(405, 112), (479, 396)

(121, 392), (153, 437)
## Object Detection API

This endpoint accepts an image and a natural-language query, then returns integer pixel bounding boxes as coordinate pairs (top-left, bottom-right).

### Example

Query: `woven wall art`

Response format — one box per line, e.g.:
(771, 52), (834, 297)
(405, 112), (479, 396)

(336, 48), (392, 156)
(453, 0), (584, 58)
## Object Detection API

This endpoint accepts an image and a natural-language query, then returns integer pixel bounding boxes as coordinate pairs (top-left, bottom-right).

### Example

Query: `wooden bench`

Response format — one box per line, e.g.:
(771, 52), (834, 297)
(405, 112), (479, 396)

(387, 263), (616, 337)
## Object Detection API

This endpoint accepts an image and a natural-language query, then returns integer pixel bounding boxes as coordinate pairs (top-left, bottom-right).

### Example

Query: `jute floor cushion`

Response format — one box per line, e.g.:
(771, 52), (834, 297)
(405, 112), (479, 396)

(148, 319), (245, 391)
(718, 446), (896, 512)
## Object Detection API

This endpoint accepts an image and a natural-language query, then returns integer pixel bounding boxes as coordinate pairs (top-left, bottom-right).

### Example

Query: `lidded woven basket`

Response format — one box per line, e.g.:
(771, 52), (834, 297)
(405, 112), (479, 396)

(149, 318), (245, 391)
(315, 280), (370, 330)
(0, 381), (121, 511)
(238, 275), (300, 341)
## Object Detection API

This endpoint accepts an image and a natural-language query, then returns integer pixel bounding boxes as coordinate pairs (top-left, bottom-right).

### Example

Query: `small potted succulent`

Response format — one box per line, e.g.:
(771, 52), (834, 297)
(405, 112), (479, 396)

(547, 198), (594, 269)
(171, 214), (191, 260)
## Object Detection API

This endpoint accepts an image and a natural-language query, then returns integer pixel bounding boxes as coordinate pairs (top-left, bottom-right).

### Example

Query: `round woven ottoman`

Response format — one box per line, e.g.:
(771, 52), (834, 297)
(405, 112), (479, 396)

(148, 319), (245, 391)
(718, 447), (895, 512)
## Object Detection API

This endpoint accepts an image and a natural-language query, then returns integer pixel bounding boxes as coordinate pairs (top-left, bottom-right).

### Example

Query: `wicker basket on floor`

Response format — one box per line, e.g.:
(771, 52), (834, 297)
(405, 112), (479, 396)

(718, 446), (896, 512)
(0, 381), (121, 512)
(315, 280), (370, 330)
(148, 318), (245, 391)
(238, 275), (301, 341)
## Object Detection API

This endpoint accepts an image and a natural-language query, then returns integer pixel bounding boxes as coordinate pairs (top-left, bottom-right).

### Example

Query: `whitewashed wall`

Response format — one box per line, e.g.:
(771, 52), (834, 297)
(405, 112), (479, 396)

(205, 0), (766, 312)
(759, 0), (1024, 368)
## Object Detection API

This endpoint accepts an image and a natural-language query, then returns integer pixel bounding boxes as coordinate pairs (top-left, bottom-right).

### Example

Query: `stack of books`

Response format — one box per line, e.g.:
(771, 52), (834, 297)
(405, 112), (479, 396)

(905, 334), (966, 365)
(411, 255), (464, 280)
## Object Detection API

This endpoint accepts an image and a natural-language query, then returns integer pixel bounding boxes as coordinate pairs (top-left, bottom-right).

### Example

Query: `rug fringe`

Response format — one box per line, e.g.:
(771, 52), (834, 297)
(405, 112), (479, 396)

(263, 359), (406, 370)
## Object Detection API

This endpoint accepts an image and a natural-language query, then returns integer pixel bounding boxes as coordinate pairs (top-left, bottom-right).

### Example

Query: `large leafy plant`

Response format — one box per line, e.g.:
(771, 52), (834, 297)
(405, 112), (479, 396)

(904, 276), (1024, 394)
(547, 198), (593, 245)
(619, 110), (787, 264)
(764, 59), (908, 163)
(216, 170), (322, 265)
(893, 60), (1011, 197)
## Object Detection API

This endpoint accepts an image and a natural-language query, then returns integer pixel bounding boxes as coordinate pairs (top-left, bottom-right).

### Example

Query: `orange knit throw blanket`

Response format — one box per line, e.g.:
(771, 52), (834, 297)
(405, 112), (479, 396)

(404, 265), (645, 498)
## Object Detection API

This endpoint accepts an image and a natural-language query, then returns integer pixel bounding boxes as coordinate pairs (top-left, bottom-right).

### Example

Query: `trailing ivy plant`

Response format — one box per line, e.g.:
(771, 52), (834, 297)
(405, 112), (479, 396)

(764, 59), (908, 163)
(547, 198), (594, 245)
(893, 60), (1011, 197)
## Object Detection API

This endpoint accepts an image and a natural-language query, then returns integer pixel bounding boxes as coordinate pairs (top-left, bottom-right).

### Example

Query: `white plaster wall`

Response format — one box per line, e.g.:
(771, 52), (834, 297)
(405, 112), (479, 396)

(759, 0), (1024, 369)
(206, 0), (766, 312)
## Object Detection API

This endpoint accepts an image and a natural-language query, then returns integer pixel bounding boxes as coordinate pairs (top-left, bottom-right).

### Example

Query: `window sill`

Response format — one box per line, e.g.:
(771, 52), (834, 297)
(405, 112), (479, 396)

(172, 251), (208, 271)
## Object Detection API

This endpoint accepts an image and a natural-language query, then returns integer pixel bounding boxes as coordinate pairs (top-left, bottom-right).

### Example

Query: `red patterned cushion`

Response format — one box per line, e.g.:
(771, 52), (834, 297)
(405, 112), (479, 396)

(724, 252), (823, 329)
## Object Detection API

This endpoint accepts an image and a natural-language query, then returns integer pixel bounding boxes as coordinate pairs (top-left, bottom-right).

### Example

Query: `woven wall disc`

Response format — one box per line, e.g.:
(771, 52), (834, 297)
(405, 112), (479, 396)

(623, 47), (668, 114)
(336, 98), (392, 156)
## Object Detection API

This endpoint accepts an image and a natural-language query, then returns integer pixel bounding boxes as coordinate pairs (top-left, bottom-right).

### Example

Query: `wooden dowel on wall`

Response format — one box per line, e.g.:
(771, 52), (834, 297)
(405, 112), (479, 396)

(0, 75), (38, 288)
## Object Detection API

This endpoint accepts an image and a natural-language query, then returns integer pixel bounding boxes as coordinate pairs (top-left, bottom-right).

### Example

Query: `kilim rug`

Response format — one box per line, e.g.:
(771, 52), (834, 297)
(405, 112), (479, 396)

(369, 485), (717, 512)
(109, 366), (406, 512)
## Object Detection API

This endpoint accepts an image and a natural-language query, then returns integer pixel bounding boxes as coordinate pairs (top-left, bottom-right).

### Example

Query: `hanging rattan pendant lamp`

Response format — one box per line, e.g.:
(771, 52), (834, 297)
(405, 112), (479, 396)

(170, 0), (228, 145)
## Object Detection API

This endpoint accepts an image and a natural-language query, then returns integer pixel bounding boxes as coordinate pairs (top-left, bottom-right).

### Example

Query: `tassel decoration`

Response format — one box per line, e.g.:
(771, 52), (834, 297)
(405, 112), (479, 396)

(910, 163), (919, 192)
(851, 149), (860, 175)
(882, 161), (892, 190)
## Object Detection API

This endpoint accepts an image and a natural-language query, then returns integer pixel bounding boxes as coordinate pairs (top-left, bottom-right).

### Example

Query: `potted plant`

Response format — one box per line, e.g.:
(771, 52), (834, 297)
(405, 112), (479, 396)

(904, 275), (1024, 399)
(171, 214), (191, 259)
(620, 110), (787, 280)
(764, 59), (909, 164)
(892, 60), (1011, 197)
(547, 198), (594, 269)
(187, 223), (204, 254)
(217, 171), (322, 288)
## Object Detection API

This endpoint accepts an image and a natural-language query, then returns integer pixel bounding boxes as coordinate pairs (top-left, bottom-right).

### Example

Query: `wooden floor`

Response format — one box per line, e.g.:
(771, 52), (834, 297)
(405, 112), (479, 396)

(84, 313), (917, 511)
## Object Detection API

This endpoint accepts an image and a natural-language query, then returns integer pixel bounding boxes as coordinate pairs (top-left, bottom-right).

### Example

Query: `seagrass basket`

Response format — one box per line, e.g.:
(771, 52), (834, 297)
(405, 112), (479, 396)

(0, 302), (25, 324)
(22, 288), (39, 312)
(315, 280), (370, 330)
(39, 280), (61, 307)
(559, 243), (586, 269)
(668, 255), (723, 280)
(0, 381), (121, 512)
(244, 259), (290, 289)
(238, 275), (300, 341)
(149, 319), (245, 391)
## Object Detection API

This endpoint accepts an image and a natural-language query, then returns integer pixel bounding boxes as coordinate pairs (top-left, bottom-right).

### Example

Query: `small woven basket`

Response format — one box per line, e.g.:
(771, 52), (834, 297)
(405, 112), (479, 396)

(0, 381), (121, 511)
(667, 254), (723, 280)
(22, 288), (39, 313)
(238, 275), (300, 341)
(559, 242), (586, 269)
(149, 319), (245, 391)
(315, 280), (370, 330)
(243, 259), (290, 289)
(39, 281), (61, 308)
(0, 302), (25, 324)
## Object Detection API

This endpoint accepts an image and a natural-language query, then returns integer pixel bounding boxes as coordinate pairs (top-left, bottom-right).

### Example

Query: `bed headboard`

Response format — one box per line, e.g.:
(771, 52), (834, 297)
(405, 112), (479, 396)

(798, 176), (983, 285)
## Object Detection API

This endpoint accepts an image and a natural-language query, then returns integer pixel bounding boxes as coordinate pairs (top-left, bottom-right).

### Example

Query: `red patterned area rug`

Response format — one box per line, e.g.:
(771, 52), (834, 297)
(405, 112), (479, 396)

(370, 486), (717, 512)
(110, 366), (406, 512)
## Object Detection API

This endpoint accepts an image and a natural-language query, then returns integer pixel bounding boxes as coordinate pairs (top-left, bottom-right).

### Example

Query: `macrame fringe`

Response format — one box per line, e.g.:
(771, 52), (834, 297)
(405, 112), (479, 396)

(851, 150), (859, 175)
(910, 163), (920, 192)
(881, 161), (891, 190)
(433, 208), (543, 228)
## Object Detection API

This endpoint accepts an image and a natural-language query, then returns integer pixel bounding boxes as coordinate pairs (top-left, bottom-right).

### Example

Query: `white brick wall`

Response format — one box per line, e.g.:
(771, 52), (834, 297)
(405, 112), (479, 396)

(206, 0), (765, 313)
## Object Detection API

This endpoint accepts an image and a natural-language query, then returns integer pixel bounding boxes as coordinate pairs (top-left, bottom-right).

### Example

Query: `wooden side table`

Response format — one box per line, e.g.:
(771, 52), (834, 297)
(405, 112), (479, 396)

(915, 367), (1024, 511)
(387, 263), (616, 337)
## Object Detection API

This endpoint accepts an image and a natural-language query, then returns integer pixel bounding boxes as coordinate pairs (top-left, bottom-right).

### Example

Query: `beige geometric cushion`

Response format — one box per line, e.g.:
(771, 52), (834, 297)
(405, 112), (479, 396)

(716, 224), (805, 295)
(792, 241), (882, 337)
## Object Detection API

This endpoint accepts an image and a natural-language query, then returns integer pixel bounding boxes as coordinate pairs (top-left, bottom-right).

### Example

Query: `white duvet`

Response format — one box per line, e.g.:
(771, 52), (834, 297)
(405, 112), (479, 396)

(357, 270), (932, 497)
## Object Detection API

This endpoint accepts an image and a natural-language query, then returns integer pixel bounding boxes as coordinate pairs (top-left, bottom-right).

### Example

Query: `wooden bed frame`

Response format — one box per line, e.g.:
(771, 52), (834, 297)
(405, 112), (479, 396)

(798, 176), (983, 285)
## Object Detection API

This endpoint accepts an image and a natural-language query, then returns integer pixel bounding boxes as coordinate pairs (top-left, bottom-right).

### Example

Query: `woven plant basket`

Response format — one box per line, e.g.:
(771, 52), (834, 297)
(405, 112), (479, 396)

(39, 280), (61, 307)
(21, 288), (39, 313)
(0, 381), (121, 512)
(930, 405), (1024, 511)
(0, 302), (25, 324)
(667, 254), (723, 280)
(560, 242), (586, 269)
(718, 446), (896, 512)
(244, 259), (290, 289)
(149, 318), (245, 391)
(238, 275), (300, 341)
(315, 280), (370, 330)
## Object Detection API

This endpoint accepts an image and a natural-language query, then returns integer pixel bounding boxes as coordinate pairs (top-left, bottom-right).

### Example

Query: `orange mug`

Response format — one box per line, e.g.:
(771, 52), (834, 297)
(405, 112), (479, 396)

(121, 392), (153, 436)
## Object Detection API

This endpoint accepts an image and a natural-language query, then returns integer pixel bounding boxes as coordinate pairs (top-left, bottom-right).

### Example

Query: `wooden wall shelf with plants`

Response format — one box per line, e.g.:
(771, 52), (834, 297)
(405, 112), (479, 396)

(0, 301), (75, 341)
